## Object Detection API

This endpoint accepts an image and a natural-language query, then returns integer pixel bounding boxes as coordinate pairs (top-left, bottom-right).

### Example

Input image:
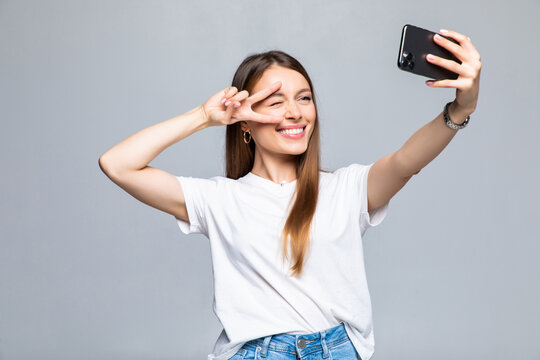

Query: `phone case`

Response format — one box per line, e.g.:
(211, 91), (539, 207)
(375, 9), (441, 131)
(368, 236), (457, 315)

(397, 24), (461, 80)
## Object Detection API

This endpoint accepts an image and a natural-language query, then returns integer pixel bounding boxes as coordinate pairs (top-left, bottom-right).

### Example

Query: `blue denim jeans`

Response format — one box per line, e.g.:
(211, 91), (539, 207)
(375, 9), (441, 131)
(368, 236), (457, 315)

(229, 321), (361, 360)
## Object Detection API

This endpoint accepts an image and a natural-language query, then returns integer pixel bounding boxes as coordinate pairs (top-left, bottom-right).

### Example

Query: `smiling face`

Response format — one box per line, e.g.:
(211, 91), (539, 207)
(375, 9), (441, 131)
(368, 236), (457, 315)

(241, 65), (317, 161)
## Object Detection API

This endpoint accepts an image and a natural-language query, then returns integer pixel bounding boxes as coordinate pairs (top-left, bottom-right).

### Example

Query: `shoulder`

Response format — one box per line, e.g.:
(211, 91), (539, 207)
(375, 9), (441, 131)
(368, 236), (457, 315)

(175, 174), (239, 194)
(324, 163), (372, 181)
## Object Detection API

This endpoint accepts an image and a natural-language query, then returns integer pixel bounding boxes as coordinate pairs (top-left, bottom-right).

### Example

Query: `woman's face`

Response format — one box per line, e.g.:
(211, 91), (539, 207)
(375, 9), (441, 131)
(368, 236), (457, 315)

(242, 65), (316, 158)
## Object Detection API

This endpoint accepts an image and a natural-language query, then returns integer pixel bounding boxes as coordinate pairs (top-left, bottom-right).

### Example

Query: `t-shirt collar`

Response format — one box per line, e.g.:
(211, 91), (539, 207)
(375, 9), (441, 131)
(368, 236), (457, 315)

(241, 171), (297, 192)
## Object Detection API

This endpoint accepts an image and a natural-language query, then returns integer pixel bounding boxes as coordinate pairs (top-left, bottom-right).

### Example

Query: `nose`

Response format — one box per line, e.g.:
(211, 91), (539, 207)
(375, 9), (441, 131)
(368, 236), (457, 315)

(284, 101), (301, 120)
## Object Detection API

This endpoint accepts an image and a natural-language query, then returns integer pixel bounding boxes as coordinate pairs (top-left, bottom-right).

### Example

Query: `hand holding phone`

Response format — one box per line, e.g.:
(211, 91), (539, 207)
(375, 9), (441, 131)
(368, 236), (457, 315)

(397, 24), (461, 80)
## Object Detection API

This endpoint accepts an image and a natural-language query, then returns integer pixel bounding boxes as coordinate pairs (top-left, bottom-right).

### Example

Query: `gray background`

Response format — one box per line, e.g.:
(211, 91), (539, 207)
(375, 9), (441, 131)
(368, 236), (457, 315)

(1, 0), (539, 359)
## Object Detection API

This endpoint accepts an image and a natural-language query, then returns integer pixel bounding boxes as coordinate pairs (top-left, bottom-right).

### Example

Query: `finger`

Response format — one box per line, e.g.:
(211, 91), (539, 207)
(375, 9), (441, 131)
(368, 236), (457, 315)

(222, 90), (249, 108)
(221, 86), (238, 103)
(426, 53), (462, 75)
(439, 29), (470, 46)
(426, 78), (469, 88)
(438, 29), (479, 59)
(221, 86), (232, 97)
(465, 39), (482, 62)
(246, 81), (282, 104)
(249, 111), (284, 124)
(451, 31), (481, 62)
(225, 90), (249, 104)
(224, 99), (237, 118)
(433, 32), (467, 62)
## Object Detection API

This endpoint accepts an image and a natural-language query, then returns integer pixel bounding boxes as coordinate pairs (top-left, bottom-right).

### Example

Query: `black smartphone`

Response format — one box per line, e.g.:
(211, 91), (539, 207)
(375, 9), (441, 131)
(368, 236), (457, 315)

(397, 24), (461, 80)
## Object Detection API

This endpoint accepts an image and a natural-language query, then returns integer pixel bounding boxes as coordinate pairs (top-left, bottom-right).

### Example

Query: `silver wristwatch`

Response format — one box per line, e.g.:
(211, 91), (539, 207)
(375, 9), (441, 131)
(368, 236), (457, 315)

(443, 101), (470, 130)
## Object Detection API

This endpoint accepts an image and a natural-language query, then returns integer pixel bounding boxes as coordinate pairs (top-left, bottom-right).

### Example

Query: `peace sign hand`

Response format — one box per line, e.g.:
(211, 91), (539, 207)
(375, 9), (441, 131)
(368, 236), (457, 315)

(425, 29), (482, 115)
(202, 81), (284, 127)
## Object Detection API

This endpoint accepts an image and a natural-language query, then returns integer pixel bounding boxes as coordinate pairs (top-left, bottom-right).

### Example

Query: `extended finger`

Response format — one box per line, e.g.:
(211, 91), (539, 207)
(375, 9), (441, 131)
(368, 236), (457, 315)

(438, 29), (480, 60)
(439, 29), (470, 45)
(249, 111), (284, 124)
(433, 32), (467, 62)
(246, 81), (282, 104)
(426, 53), (462, 75)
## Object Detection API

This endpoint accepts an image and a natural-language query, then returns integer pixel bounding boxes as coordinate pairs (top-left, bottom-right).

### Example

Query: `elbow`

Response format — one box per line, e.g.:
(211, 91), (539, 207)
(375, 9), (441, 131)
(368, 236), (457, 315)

(98, 154), (109, 173)
(98, 155), (107, 173)
(98, 154), (118, 179)
(98, 154), (138, 181)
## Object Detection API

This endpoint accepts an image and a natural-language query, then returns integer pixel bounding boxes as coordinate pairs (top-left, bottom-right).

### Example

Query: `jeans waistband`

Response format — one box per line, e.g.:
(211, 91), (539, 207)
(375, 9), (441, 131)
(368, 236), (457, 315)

(243, 321), (349, 358)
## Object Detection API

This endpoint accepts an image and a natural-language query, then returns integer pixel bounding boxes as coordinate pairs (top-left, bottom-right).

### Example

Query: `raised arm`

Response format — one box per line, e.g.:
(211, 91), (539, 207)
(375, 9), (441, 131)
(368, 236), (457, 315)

(98, 83), (285, 222)
(366, 29), (482, 212)
(98, 105), (210, 223)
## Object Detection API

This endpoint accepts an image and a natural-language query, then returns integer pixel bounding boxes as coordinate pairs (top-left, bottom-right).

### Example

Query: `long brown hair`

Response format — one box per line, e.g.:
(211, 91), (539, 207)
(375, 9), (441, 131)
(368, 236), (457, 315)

(225, 50), (327, 277)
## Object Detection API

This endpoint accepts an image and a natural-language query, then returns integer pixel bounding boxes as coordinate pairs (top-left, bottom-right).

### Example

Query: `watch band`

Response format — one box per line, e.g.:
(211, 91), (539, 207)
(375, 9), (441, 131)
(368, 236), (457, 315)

(443, 101), (470, 130)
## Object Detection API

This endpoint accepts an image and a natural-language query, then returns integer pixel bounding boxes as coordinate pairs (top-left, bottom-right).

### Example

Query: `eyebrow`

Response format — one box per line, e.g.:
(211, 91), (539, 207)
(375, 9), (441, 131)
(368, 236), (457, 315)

(266, 88), (311, 100)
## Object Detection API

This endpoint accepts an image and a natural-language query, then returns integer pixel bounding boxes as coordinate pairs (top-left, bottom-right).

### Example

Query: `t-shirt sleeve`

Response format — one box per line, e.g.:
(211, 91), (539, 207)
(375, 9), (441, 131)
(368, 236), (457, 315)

(174, 175), (217, 237)
(347, 163), (390, 230)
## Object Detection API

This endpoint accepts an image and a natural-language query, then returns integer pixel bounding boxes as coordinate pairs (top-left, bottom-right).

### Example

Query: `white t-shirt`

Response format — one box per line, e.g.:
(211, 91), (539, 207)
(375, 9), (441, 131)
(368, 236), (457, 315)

(174, 163), (389, 360)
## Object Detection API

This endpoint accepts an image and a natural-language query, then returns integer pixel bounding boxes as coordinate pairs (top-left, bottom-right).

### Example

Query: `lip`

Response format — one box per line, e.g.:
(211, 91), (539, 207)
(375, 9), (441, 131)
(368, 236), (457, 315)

(276, 126), (307, 139)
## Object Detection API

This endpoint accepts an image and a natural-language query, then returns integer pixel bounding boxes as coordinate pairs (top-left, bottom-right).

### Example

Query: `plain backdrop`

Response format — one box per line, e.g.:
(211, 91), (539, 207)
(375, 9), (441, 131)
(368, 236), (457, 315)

(1, 0), (539, 359)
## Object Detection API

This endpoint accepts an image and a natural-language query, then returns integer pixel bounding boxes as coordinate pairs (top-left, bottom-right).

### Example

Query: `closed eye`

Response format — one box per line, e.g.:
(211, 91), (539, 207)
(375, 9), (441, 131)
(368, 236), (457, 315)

(269, 96), (312, 107)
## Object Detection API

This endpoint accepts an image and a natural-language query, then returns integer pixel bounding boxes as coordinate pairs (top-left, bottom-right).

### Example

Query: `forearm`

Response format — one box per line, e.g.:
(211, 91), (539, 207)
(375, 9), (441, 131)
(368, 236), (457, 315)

(395, 102), (471, 177)
(99, 105), (209, 177)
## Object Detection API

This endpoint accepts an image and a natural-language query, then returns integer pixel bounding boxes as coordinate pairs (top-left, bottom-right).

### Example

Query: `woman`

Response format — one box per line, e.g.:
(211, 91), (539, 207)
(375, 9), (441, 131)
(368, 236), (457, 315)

(99, 29), (481, 360)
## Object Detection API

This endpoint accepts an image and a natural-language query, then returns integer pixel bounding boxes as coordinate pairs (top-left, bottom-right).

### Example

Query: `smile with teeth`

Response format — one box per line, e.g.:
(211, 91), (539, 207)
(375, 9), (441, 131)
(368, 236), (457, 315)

(277, 127), (305, 135)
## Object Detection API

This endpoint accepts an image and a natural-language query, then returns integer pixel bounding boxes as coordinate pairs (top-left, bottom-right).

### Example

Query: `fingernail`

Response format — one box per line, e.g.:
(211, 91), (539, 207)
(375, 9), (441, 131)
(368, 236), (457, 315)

(225, 100), (231, 106)
(434, 34), (441, 40)
(233, 102), (240, 108)
(440, 29), (448, 34)
(426, 80), (433, 86)
(221, 98), (227, 104)
(427, 54), (435, 61)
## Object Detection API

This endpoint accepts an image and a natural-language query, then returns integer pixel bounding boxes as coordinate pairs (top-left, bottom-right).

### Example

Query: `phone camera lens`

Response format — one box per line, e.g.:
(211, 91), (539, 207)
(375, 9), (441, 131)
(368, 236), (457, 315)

(406, 52), (413, 60)
(400, 59), (409, 68)
(408, 61), (415, 70)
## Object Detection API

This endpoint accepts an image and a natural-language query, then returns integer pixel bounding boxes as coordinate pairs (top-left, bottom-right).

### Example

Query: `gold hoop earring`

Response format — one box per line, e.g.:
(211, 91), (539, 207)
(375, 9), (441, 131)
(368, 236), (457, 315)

(243, 130), (252, 144)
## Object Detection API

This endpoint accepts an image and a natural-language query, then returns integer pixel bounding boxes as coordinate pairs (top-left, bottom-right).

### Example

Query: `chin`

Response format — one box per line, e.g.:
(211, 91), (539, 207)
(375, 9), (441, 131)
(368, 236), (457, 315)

(282, 146), (308, 156)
